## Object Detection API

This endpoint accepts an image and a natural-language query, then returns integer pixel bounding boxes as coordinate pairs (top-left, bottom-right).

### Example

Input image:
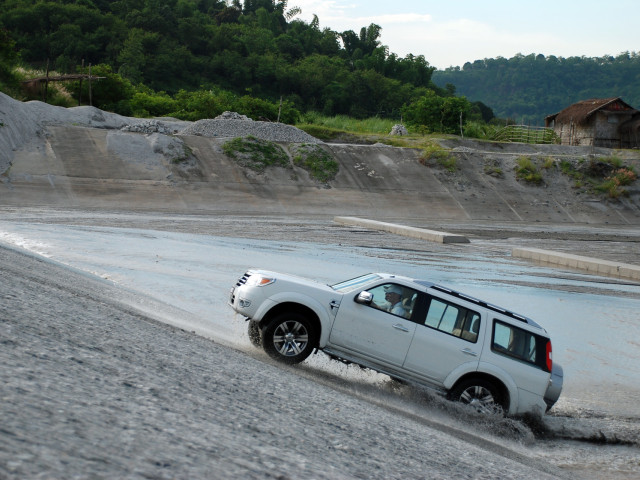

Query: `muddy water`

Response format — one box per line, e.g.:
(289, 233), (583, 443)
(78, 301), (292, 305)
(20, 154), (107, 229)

(1, 212), (639, 478)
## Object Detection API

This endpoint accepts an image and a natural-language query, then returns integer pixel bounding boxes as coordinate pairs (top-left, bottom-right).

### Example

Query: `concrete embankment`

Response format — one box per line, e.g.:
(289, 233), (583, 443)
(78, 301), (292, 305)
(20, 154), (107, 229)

(3, 124), (640, 226)
(335, 216), (640, 280)
(1, 93), (639, 226)
(334, 216), (470, 243)
(513, 247), (640, 281)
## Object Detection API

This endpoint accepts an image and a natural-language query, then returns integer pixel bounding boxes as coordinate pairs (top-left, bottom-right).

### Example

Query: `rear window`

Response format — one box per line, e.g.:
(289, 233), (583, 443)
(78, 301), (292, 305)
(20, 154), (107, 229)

(491, 320), (550, 371)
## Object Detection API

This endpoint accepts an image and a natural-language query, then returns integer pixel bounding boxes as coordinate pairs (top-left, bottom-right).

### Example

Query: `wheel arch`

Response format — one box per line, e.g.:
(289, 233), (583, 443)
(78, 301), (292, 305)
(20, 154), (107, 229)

(259, 302), (322, 348)
(448, 372), (512, 413)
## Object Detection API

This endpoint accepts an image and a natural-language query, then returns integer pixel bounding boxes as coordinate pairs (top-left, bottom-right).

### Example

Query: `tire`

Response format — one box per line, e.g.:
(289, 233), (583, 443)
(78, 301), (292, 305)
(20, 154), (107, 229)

(247, 320), (262, 348)
(449, 378), (506, 415)
(261, 312), (316, 364)
(389, 376), (407, 385)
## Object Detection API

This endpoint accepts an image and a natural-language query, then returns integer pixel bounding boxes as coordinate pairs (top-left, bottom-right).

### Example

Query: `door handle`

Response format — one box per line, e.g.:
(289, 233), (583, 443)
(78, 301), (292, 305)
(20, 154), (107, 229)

(392, 324), (409, 332)
(461, 348), (478, 357)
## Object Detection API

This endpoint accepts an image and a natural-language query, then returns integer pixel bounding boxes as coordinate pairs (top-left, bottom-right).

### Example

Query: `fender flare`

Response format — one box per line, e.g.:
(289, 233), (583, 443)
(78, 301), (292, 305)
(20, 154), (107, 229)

(444, 362), (519, 414)
(254, 292), (333, 344)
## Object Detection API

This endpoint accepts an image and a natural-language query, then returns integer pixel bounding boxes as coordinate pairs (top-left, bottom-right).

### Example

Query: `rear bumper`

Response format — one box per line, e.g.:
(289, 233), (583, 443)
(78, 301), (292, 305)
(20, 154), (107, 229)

(543, 363), (564, 411)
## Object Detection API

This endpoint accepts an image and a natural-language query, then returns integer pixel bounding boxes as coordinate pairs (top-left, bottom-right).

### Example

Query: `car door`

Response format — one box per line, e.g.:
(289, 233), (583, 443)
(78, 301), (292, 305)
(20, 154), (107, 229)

(402, 295), (483, 384)
(328, 282), (420, 367)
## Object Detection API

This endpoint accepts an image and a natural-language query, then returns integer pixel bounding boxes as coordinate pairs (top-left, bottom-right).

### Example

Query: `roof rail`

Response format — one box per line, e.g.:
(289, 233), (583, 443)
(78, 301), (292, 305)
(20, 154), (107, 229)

(430, 284), (533, 325)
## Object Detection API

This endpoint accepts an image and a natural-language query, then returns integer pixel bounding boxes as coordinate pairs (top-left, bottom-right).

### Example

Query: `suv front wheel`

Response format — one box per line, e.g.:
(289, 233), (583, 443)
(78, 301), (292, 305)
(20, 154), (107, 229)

(449, 378), (506, 415)
(262, 313), (316, 364)
(247, 320), (262, 347)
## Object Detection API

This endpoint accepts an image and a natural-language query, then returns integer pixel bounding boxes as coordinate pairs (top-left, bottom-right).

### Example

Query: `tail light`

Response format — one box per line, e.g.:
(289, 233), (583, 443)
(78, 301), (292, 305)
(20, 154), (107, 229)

(545, 340), (553, 372)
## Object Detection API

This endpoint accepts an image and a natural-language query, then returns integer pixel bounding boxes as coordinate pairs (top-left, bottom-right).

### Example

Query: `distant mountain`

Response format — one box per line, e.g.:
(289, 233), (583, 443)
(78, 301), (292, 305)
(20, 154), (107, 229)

(432, 52), (640, 124)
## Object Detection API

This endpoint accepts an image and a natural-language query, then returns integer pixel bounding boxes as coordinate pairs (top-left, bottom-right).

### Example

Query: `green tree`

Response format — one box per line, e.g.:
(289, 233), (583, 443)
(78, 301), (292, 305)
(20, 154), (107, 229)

(0, 28), (19, 87)
(401, 90), (444, 132)
(74, 63), (135, 114)
(117, 28), (146, 84)
(0, 0), (484, 123)
(173, 89), (229, 120)
(0, 1), (126, 69)
(434, 51), (640, 124)
(441, 96), (471, 134)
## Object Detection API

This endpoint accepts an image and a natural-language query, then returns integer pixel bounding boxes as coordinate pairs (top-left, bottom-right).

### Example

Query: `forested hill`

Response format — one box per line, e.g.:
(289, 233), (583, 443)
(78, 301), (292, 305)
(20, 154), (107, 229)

(0, 0), (442, 119)
(432, 53), (640, 125)
(3, 1), (639, 128)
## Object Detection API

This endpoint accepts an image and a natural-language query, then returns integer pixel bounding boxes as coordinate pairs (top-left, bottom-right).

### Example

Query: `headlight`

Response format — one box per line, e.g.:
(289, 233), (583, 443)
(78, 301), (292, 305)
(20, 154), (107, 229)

(246, 275), (276, 287)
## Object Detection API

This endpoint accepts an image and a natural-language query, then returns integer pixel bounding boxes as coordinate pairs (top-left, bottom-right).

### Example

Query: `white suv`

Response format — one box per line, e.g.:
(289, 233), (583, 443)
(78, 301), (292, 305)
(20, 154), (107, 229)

(229, 270), (563, 416)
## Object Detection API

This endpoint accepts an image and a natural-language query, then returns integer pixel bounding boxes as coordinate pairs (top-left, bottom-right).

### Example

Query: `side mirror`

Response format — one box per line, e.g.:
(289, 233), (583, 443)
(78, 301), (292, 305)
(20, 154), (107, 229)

(355, 291), (373, 305)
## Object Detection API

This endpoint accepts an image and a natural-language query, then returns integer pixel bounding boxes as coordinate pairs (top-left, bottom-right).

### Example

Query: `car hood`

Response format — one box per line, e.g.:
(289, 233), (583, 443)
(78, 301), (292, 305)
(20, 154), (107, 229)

(247, 269), (337, 293)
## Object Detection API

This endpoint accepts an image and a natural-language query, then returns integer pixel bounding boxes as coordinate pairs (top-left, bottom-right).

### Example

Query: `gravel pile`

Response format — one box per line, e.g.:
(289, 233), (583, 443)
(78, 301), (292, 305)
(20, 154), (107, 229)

(215, 111), (251, 120)
(1, 93), (321, 176)
(180, 113), (322, 143)
(121, 119), (184, 135)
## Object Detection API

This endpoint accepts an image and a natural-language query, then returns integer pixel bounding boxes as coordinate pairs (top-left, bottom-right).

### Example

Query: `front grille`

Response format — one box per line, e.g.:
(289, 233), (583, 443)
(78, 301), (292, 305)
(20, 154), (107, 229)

(230, 272), (251, 305)
(236, 272), (251, 287)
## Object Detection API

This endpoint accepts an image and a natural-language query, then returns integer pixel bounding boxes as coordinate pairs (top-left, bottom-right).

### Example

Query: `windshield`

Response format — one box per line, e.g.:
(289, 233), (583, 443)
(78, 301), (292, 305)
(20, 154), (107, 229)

(331, 273), (381, 293)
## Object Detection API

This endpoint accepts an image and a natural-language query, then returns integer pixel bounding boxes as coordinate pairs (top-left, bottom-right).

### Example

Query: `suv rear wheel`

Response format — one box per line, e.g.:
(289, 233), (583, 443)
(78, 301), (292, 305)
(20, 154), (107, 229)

(450, 378), (506, 415)
(262, 313), (316, 364)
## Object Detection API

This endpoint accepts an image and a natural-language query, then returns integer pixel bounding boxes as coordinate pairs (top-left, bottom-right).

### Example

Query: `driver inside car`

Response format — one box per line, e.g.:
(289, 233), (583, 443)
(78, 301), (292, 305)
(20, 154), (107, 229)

(377, 284), (407, 317)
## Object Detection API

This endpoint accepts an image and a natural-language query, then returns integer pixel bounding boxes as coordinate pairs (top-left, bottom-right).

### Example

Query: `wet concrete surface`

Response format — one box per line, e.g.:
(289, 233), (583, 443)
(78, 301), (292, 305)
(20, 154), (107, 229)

(1, 232), (569, 480)
(1, 208), (639, 479)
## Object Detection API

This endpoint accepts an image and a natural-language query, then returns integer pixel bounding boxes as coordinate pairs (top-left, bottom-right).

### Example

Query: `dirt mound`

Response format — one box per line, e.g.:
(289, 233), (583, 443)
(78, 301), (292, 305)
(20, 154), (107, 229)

(2, 94), (639, 224)
(0, 92), (185, 173)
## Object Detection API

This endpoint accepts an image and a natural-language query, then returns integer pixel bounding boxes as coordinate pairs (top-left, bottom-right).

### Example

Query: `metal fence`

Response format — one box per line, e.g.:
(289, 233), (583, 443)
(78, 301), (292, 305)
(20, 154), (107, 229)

(491, 125), (560, 144)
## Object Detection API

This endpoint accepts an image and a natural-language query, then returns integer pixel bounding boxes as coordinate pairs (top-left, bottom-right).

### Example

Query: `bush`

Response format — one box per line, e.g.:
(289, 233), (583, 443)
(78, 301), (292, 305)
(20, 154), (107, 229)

(595, 168), (638, 198)
(171, 89), (229, 121)
(560, 157), (637, 197)
(298, 112), (396, 134)
(129, 89), (178, 117)
(234, 95), (299, 124)
(463, 121), (500, 140)
(72, 64), (135, 113)
(541, 157), (555, 169)
(514, 156), (543, 184)
(222, 136), (289, 172)
(402, 90), (471, 134)
(295, 124), (344, 141)
(0, 29), (21, 95)
(291, 144), (338, 182)
(420, 143), (457, 171)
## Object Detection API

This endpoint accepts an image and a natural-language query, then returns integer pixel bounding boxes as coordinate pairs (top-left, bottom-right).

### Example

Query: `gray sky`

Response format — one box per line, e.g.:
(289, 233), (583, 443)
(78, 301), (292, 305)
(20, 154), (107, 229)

(292, 0), (639, 69)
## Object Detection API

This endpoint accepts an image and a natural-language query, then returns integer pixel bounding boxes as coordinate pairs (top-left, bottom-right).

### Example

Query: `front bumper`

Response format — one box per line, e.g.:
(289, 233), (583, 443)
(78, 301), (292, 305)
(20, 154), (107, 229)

(228, 271), (269, 319)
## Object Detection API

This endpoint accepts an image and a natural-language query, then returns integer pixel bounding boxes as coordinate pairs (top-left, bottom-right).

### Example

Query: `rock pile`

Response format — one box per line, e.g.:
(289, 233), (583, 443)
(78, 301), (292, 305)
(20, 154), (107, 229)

(121, 119), (184, 135)
(214, 111), (251, 121)
(390, 124), (409, 136)
(179, 114), (321, 143)
(0, 91), (323, 176)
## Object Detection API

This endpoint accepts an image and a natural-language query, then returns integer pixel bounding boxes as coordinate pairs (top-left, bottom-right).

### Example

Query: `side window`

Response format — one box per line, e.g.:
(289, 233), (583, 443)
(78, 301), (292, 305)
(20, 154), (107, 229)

(423, 297), (481, 343)
(492, 320), (548, 370)
(460, 311), (481, 342)
(425, 299), (447, 328)
(366, 283), (419, 320)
